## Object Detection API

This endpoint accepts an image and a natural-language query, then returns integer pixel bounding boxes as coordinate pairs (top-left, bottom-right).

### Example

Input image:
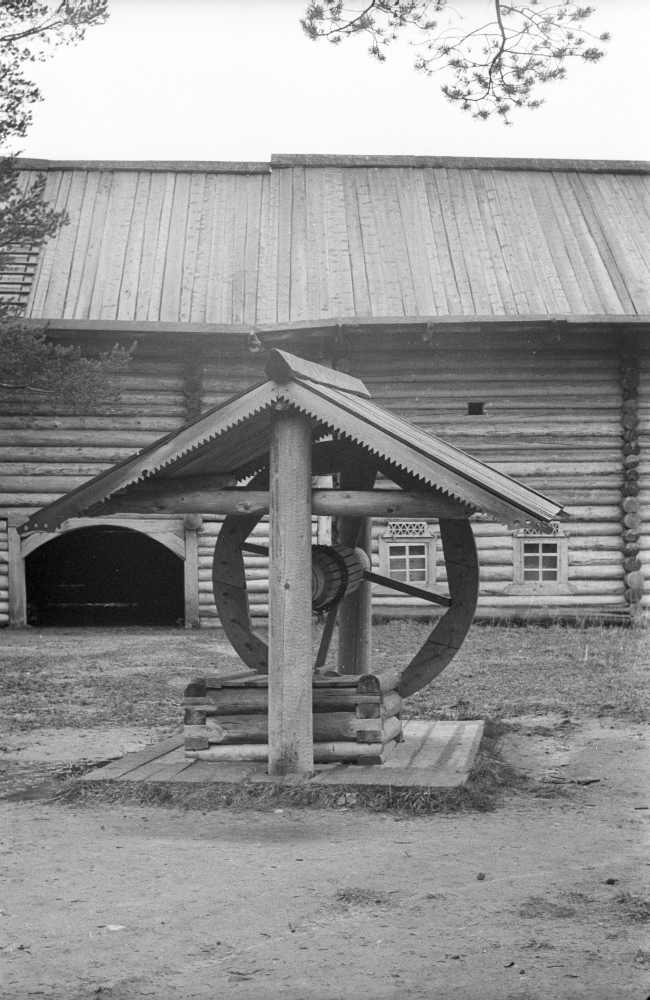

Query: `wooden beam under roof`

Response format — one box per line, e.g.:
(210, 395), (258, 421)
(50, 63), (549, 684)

(94, 486), (471, 519)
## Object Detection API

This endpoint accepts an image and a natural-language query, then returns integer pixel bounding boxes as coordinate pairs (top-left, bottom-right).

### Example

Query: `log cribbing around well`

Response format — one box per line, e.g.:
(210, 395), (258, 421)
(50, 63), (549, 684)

(183, 671), (403, 764)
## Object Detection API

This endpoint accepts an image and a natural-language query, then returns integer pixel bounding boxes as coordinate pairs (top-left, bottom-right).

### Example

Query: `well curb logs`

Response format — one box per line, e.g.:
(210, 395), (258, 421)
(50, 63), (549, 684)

(183, 669), (403, 765)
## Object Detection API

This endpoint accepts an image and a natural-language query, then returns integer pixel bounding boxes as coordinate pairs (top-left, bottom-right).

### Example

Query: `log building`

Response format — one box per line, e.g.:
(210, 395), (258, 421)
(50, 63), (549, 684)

(1, 154), (649, 627)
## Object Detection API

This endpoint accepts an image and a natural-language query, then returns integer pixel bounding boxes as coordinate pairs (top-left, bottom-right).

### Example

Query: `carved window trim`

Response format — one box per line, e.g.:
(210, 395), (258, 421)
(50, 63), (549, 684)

(510, 526), (571, 594)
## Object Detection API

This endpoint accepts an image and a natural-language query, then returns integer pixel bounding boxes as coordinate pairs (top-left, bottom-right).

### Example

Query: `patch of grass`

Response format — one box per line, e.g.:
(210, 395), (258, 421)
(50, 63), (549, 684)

(519, 896), (577, 919)
(334, 887), (392, 906)
(1, 623), (647, 738)
(0, 628), (241, 734)
(377, 622), (649, 722)
(614, 891), (650, 924)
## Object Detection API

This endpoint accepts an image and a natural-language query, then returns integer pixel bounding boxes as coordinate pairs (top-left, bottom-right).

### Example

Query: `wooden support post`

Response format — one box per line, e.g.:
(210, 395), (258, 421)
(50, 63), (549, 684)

(7, 525), (27, 627)
(336, 463), (376, 676)
(183, 514), (202, 629)
(267, 406), (313, 776)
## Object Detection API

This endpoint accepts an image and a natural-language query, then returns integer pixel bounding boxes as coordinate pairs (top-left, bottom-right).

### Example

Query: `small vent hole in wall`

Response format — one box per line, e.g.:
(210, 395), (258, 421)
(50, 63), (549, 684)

(467, 401), (485, 415)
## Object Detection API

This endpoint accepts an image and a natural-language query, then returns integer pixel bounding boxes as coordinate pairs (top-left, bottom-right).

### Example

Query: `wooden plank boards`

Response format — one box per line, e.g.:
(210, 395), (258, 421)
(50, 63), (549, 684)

(81, 735), (184, 781)
(22, 159), (650, 324)
(80, 720), (484, 790)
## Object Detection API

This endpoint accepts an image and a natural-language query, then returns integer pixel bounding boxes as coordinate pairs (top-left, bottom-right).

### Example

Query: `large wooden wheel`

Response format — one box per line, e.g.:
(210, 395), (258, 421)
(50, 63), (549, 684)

(212, 445), (479, 700)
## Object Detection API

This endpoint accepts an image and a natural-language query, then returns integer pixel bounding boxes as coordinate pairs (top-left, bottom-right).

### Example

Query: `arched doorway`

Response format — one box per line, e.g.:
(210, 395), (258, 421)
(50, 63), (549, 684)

(26, 526), (184, 626)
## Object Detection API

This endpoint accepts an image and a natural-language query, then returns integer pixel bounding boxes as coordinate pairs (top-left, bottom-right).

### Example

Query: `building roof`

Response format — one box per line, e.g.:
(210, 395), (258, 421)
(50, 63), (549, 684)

(23, 349), (564, 533)
(16, 154), (650, 329)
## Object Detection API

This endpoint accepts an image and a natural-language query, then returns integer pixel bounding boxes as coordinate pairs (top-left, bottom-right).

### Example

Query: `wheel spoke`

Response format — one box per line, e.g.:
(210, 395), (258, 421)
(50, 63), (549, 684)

(364, 570), (452, 608)
(241, 541), (268, 557)
(314, 604), (339, 672)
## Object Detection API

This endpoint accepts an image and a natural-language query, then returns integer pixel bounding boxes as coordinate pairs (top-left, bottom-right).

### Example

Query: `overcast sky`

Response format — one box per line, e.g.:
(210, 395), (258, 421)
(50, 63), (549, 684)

(19, 0), (649, 163)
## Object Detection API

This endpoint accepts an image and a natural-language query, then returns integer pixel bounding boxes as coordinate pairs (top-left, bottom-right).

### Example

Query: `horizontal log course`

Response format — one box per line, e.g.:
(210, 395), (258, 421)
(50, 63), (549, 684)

(185, 690), (385, 713)
(357, 690), (402, 719)
(98, 488), (470, 519)
(185, 741), (388, 764)
(191, 671), (402, 692)
(184, 711), (402, 745)
(201, 671), (361, 689)
(184, 670), (402, 714)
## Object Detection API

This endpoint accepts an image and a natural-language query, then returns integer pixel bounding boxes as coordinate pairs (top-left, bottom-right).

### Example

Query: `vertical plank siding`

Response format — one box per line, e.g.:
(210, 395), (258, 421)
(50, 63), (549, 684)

(22, 162), (649, 323)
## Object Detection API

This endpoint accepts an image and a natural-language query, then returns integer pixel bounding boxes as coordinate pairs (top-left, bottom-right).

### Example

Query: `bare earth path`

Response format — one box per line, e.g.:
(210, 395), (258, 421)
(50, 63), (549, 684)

(1, 628), (648, 999)
(2, 720), (648, 1000)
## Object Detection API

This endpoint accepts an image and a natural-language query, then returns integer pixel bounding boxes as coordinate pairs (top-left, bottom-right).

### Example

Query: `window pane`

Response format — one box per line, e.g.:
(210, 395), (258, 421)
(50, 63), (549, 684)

(524, 556), (540, 568)
(391, 569), (407, 582)
(523, 542), (540, 554)
(542, 569), (558, 581)
(542, 555), (558, 568)
(390, 545), (406, 557)
(410, 570), (426, 582)
(409, 557), (427, 569)
(523, 569), (539, 581)
(408, 544), (426, 557)
(542, 543), (558, 554)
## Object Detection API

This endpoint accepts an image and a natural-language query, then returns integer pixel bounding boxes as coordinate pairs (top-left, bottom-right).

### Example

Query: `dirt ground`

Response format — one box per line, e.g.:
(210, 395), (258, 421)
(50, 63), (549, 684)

(1, 630), (649, 999)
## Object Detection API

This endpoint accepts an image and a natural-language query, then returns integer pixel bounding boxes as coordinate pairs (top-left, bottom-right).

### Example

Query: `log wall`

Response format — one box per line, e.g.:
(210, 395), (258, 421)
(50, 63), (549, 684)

(0, 341), (261, 626)
(0, 328), (636, 625)
(346, 328), (626, 619)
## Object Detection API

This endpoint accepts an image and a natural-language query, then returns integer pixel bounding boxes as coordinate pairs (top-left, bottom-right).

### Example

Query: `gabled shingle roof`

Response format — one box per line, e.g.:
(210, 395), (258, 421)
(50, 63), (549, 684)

(23, 349), (564, 532)
(17, 154), (650, 326)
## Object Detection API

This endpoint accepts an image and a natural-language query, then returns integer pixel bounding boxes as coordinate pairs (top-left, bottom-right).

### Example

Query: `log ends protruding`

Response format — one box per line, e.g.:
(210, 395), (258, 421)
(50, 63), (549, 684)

(619, 338), (644, 624)
(397, 519), (479, 699)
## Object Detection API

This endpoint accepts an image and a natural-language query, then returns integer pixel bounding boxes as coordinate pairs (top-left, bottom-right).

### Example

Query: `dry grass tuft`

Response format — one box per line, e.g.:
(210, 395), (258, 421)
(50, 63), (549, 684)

(2, 624), (646, 741)
(613, 891), (650, 924)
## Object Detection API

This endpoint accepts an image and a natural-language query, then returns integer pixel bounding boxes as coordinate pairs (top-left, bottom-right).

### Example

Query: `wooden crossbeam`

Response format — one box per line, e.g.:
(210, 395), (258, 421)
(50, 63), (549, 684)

(96, 487), (469, 519)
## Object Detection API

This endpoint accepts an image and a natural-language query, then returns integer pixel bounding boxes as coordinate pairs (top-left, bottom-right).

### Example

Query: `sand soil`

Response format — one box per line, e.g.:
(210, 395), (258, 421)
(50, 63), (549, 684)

(1, 716), (649, 1000)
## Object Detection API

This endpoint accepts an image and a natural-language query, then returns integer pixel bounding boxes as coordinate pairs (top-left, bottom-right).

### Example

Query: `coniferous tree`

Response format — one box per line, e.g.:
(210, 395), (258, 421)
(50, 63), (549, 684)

(0, 1), (131, 410)
(302, 1), (609, 123)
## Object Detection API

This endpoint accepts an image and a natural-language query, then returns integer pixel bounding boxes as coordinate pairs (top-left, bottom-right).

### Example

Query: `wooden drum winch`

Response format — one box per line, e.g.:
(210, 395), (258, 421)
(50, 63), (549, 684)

(310, 544), (368, 613)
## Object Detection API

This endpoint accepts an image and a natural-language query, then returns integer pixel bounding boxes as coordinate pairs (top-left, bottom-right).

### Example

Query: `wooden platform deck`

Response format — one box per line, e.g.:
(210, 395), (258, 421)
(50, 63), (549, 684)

(82, 721), (484, 790)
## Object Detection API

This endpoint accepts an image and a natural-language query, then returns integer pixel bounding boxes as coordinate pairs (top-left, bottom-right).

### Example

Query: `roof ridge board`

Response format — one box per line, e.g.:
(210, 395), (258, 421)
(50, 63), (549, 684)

(265, 348), (371, 397)
(14, 158), (271, 174)
(271, 154), (650, 174)
(14, 156), (650, 175)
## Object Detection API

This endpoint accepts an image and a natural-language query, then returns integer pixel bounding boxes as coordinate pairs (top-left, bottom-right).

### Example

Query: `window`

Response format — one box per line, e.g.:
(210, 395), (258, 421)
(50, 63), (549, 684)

(521, 539), (559, 582)
(388, 541), (428, 583)
(512, 524), (569, 591)
(378, 521), (437, 590)
(467, 401), (485, 415)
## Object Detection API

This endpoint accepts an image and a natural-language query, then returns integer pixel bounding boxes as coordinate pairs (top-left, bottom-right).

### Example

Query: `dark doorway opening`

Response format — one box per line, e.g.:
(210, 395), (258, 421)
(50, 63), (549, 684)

(26, 527), (184, 626)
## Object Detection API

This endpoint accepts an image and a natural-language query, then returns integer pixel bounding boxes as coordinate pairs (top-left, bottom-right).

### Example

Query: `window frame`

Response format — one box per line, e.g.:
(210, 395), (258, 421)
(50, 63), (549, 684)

(511, 527), (570, 594)
(377, 521), (437, 591)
